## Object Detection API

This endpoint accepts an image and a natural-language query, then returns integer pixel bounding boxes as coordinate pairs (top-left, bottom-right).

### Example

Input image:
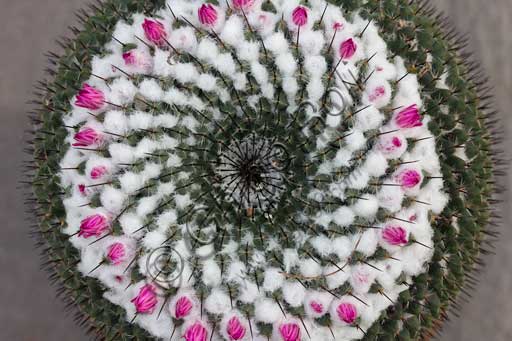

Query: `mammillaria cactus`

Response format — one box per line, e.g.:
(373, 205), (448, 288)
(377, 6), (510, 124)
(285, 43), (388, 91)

(26, 0), (502, 340)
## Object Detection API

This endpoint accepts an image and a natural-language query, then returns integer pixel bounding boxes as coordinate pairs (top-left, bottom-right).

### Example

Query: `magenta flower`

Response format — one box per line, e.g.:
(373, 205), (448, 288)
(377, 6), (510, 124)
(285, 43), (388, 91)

(279, 322), (300, 341)
(142, 19), (167, 46)
(90, 165), (107, 180)
(198, 4), (218, 26)
(131, 284), (158, 314)
(75, 83), (105, 110)
(78, 214), (109, 238)
(231, 0), (255, 11)
(395, 104), (422, 128)
(310, 301), (323, 314)
(184, 322), (208, 341)
(382, 226), (408, 246)
(337, 303), (357, 324)
(72, 127), (101, 147)
(175, 296), (193, 319)
(106, 242), (126, 265)
(226, 316), (246, 340)
(398, 169), (422, 188)
(340, 38), (357, 60)
(292, 6), (308, 27)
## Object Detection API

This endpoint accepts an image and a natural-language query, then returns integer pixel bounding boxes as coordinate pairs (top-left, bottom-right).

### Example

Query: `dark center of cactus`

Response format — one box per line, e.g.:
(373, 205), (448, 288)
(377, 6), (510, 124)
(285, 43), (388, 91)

(217, 136), (287, 212)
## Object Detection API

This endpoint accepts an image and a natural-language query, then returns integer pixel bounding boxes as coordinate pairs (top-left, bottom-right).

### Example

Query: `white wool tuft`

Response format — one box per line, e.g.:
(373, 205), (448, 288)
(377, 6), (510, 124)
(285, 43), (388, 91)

(300, 258), (322, 278)
(282, 281), (306, 307)
(331, 236), (352, 260)
(202, 259), (222, 287)
(254, 298), (282, 323)
(263, 267), (285, 292)
(364, 151), (388, 177)
(100, 186), (127, 213)
(204, 288), (231, 315)
(332, 207), (355, 227)
(351, 195), (379, 219)
(139, 79), (164, 101)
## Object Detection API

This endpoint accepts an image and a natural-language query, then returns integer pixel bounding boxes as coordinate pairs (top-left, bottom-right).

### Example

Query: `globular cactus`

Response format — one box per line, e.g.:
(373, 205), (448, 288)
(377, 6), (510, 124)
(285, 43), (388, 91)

(26, 0), (502, 340)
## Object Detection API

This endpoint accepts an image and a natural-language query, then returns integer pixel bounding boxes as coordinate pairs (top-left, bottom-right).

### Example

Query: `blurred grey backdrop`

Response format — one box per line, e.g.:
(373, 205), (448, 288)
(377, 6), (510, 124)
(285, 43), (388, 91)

(0, 0), (510, 340)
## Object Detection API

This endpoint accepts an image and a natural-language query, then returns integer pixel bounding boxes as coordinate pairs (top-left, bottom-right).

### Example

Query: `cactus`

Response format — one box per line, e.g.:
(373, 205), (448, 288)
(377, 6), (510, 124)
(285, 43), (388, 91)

(26, 0), (502, 340)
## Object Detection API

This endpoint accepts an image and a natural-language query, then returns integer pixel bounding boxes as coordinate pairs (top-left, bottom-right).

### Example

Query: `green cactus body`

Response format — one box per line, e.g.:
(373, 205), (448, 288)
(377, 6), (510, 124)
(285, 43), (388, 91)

(28, 0), (499, 340)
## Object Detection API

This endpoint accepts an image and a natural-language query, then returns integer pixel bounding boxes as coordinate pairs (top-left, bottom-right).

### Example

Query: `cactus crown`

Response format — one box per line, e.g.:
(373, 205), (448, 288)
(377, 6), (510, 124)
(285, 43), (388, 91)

(28, 0), (500, 340)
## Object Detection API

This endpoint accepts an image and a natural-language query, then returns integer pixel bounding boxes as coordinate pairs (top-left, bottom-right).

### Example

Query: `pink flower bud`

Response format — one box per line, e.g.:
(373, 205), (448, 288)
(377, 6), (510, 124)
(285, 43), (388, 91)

(337, 303), (357, 324)
(279, 322), (300, 341)
(292, 6), (308, 27)
(78, 184), (87, 195)
(398, 169), (422, 188)
(72, 127), (101, 147)
(198, 4), (218, 26)
(122, 49), (153, 71)
(226, 316), (246, 340)
(90, 165), (107, 179)
(231, 0), (255, 12)
(310, 301), (323, 314)
(131, 284), (158, 314)
(368, 85), (386, 102)
(78, 214), (109, 238)
(378, 134), (405, 158)
(395, 104), (422, 128)
(333, 22), (344, 31)
(175, 296), (193, 319)
(382, 226), (408, 246)
(106, 242), (126, 265)
(75, 83), (105, 110)
(339, 38), (357, 60)
(142, 19), (167, 46)
(184, 322), (208, 341)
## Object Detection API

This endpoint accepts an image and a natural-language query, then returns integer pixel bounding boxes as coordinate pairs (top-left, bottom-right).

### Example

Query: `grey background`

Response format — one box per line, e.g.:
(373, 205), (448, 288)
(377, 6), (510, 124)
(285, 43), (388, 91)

(0, 0), (510, 340)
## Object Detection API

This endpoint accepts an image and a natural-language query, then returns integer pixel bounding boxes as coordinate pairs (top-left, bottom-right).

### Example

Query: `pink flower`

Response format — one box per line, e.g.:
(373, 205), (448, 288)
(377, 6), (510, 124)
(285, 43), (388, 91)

(75, 84), (105, 110)
(395, 104), (422, 128)
(72, 127), (101, 147)
(227, 316), (246, 340)
(279, 323), (300, 341)
(292, 6), (308, 27)
(184, 322), (208, 341)
(369, 86), (386, 102)
(131, 284), (158, 314)
(175, 296), (193, 319)
(142, 19), (167, 46)
(231, 0), (255, 11)
(106, 242), (126, 265)
(90, 166), (107, 179)
(382, 226), (408, 246)
(337, 303), (357, 324)
(339, 38), (357, 60)
(198, 4), (218, 26)
(78, 214), (109, 238)
(398, 169), (422, 188)
(310, 301), (323, 313)
(122, 49), (152, 70)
